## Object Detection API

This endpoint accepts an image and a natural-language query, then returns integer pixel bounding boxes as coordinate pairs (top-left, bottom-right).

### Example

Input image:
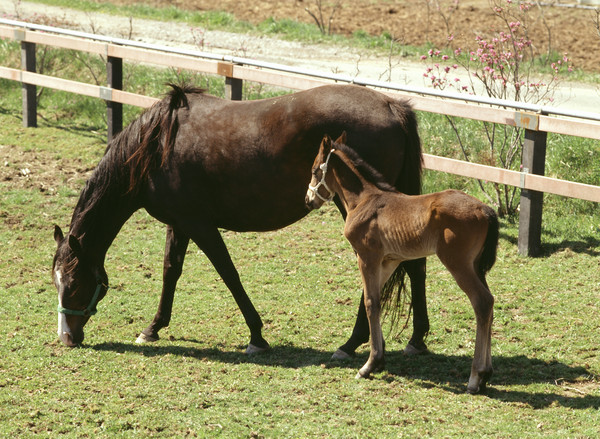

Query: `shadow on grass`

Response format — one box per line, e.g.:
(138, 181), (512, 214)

(91, 340), (598, 409)
(499, 230), (600, 258)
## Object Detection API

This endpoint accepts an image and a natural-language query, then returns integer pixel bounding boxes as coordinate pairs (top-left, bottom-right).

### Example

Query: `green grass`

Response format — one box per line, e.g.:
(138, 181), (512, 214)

(1, 82), (600, 438)
(1, 18), (600, 436)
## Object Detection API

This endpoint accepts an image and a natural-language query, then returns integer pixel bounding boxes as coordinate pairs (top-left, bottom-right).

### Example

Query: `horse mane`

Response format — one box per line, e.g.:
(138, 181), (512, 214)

(70, 83), (205, 238)
(332, 141), (398, 193)
(124, 83), (205, 192)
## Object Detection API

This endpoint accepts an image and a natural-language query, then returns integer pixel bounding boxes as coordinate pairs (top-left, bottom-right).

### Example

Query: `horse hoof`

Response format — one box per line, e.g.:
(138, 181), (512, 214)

(466, 377), (485, 394)
(355, 370), (370, 380)
(136, 333), (158, 344)
(403, 343), (428, 356)
(331, 349), (352, 360)
(245, 343), (269, 355)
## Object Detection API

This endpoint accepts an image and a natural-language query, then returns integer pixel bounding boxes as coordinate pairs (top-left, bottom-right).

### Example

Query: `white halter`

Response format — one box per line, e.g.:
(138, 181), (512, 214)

(308, 149), (336, 202)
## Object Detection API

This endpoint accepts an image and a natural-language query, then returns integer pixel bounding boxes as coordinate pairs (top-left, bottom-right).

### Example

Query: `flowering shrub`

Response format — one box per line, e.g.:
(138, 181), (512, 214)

(420, 0), (574, 216)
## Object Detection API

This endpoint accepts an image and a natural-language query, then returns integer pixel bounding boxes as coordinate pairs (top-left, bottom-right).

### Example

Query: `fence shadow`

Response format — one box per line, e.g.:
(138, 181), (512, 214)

(91, 340), (598, 409)
(499, 230), (600, 257)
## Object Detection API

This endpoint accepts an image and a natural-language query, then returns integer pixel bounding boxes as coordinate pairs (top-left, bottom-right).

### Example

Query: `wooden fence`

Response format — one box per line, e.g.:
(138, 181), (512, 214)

(1, 20), (599, 257)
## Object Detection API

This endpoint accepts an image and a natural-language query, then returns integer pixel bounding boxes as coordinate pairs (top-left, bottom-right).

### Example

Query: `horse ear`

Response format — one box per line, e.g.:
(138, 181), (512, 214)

(322, 134), (332, 150)
(68, 234), (84, 260)
(54, 225), (64, 245)
(335, 131), (347, 144)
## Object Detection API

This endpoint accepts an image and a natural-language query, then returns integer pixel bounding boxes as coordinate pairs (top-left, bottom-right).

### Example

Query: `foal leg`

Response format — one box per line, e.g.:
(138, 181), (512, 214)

(184, 223), (269, 353)
(333, 197), (370, 359)
(451, 268), (494, 394)
(356, 256), (385, 379)
(137, 225), (189, 343)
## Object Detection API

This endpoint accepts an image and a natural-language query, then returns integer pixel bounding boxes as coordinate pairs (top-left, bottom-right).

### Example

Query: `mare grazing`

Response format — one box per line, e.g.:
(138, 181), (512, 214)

(305, 133), (498, 393)
(52, 84), (431, 359)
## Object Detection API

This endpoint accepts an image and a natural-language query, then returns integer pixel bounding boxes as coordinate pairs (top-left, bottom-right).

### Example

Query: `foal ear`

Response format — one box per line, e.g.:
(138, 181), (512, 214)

(335, 131), (347, 145)
(322, 134), (333, 151)
(68, 234), (84, 260)
(54, 225), (64, 245)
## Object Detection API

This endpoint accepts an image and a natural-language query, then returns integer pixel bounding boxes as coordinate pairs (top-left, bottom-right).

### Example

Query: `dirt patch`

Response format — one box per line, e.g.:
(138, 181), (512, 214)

(119, 0), (599, 72)
(0, 144), (92, 196)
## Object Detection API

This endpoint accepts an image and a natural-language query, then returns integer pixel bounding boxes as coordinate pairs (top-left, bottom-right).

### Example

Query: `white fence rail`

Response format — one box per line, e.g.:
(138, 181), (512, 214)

(1, 18), (599, 255)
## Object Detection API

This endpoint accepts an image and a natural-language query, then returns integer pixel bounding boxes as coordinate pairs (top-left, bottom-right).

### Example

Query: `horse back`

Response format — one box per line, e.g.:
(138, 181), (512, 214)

(143, 85), (421, 232)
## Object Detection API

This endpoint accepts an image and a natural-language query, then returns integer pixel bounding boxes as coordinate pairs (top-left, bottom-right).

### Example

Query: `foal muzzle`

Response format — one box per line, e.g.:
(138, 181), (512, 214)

(307, 149), (336, 204)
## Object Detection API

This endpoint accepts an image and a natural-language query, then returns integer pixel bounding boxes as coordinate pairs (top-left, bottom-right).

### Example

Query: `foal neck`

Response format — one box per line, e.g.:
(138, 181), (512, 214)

(329, 150), (383, 212)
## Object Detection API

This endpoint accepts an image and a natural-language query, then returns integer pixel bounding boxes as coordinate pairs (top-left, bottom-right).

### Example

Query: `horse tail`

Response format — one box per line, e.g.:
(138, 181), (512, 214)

(380, 263), (410, 335)
(391, 100), (423, 197)
(478, 206), (500, 278)
(124, 83), (203, 193)
(380, 100), (423, 332)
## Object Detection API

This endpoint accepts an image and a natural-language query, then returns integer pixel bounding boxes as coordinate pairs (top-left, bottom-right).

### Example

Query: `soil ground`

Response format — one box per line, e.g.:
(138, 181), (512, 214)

(124, 0), (599, 72)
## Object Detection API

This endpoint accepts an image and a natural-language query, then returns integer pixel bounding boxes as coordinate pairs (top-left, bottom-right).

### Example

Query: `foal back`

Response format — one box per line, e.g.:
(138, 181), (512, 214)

(360, 189), (496, 269)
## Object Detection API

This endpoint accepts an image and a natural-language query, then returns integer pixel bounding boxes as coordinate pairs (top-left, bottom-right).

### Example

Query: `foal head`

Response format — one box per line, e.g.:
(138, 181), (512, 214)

(305, 132), (346, 210)
(52, 226), (108, 347)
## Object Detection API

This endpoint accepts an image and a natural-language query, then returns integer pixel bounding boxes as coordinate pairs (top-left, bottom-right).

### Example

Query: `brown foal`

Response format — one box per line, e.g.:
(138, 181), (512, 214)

(305, 133), (498, 393)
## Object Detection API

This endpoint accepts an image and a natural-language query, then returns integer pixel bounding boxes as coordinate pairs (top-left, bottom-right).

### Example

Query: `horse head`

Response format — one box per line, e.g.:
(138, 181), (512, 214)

(305, 132), (346, 210)
(52, 225), (108, 347)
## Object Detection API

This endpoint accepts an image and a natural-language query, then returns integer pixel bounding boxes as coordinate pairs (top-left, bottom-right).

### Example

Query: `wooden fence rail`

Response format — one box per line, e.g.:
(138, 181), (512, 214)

(1, 21), (599, 256)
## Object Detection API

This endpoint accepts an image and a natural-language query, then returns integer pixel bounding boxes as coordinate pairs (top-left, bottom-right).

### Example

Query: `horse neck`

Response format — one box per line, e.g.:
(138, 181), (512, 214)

(329, 153), (379, 212)
(69, 152), (139, 263)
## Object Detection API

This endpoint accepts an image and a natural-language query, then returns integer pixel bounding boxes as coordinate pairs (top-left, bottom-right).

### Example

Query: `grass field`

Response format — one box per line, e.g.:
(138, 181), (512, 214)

(1, 17), (600, 438)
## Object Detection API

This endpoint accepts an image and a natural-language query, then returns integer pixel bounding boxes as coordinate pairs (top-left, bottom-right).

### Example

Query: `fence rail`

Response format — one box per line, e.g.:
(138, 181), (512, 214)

(1, 18), (599, 256)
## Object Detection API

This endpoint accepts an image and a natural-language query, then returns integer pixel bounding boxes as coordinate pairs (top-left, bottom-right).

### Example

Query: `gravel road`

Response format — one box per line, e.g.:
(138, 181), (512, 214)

(1, 0), (598, 113)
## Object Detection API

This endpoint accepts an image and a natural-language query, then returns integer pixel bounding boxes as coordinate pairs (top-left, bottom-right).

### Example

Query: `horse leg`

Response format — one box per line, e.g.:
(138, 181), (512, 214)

(137, 225), (189, 343)
(333, 292), (370, 359)
(403, 258), (429, 355)
(185, 223), (269, 354)
(450, 267), (494, 394)
(356, 256), (385, 379)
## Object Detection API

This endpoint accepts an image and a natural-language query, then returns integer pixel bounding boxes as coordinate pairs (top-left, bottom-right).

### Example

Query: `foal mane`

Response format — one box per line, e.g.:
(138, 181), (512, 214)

(332, 141), (397, 193)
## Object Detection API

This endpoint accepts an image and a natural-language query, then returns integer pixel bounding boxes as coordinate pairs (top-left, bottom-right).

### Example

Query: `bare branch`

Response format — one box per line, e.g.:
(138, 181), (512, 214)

(304, 0), (343, 35)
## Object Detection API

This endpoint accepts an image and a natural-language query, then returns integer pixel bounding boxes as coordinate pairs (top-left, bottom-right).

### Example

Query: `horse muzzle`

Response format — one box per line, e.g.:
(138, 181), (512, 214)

(59, 329), (84, 347)
(58, 312), (86, 347)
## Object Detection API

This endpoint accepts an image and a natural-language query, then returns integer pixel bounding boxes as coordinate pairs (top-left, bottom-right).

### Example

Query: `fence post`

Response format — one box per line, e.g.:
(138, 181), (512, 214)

(517, 116), (548, 257)
(106, 55), (123, 142)
(21, 40), (37, 128)
(218, 62), (242, 100)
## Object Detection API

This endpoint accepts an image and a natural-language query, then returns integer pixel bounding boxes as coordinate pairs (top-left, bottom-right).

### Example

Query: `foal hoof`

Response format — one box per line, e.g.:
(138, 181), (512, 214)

(136, 332), (158, 344)
(245, 343), (269, 355)
(331, 349), (352, 360)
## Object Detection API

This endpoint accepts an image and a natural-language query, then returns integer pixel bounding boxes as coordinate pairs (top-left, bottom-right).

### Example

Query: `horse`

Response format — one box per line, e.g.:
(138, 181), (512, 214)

(305, 133), (498, 394)
(52, 83), (428, 359)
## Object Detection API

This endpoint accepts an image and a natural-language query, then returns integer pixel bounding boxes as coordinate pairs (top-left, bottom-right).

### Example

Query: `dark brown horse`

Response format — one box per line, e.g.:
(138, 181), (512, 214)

(52, 84), (428, 358)
(305, 133), (498, 393)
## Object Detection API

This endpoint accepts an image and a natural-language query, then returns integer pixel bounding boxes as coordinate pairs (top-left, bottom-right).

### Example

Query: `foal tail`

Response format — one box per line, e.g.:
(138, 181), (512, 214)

(478, 206), (499, 279)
